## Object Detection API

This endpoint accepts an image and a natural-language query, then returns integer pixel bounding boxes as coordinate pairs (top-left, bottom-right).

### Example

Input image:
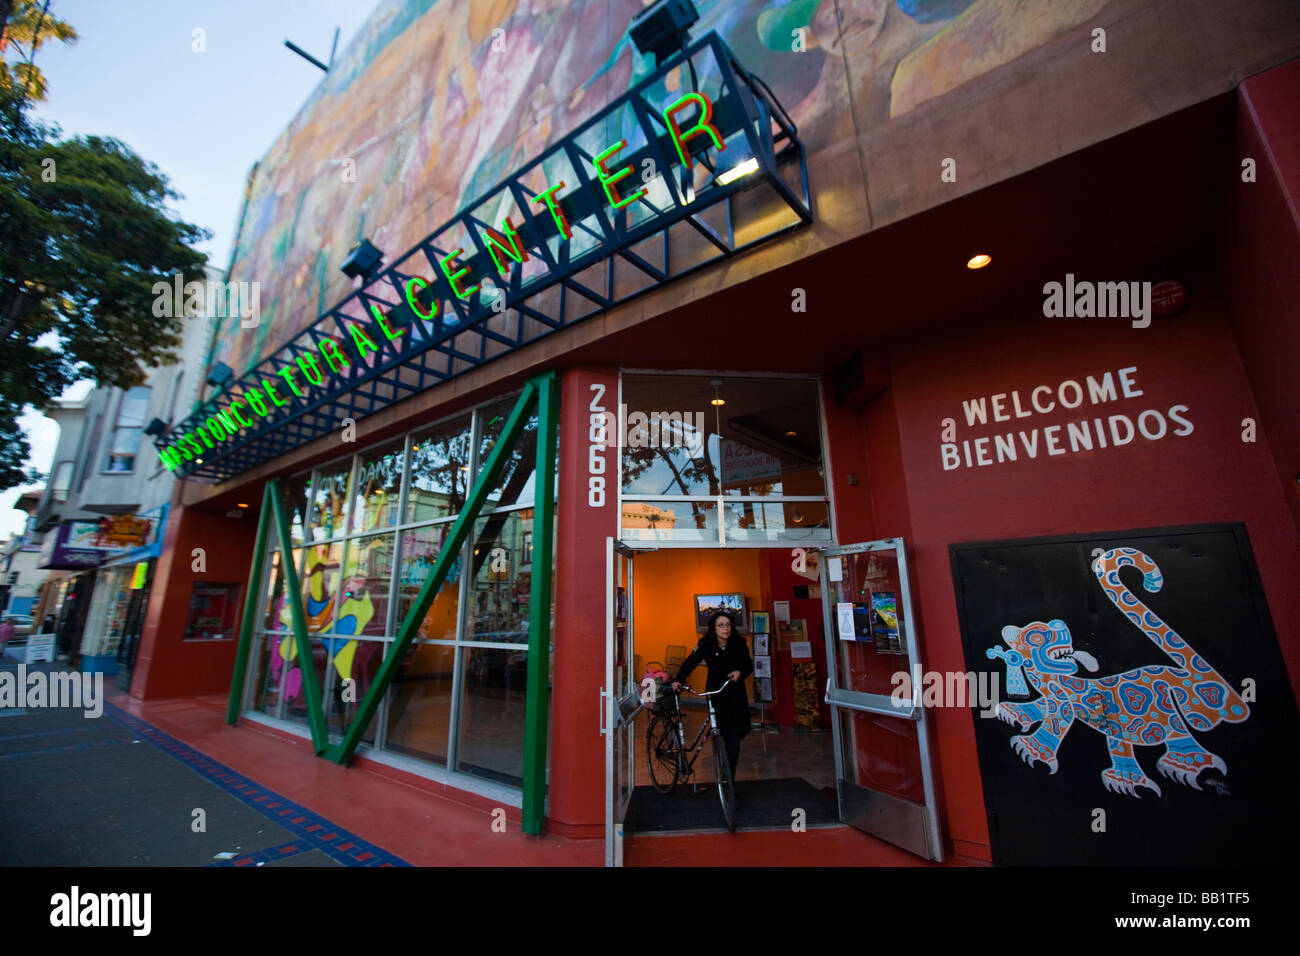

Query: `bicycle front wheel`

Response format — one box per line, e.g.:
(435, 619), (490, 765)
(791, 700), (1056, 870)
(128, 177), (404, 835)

(712, 736), (736, 832)
(646, 715), (680, 794)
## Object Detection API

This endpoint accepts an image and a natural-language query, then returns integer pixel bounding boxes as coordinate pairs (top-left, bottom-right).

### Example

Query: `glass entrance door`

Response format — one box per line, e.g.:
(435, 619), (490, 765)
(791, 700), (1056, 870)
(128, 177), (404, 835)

(819, 539), (944, 861)
(605, 538), (637, 866)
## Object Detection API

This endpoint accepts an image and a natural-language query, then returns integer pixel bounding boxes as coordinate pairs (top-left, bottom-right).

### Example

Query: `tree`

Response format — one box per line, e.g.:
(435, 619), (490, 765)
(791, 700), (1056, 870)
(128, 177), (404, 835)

(0, 78), (209, 490)
(1, 0), (77, 102)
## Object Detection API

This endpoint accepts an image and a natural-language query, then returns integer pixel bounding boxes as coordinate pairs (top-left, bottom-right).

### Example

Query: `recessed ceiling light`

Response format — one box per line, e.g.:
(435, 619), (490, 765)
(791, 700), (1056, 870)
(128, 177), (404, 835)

(195, 458), (204, 464)
(785, 430), (797, 437)
(966, 253), (992, 269)
(237, 502), (249, 508)
(710, 398), (725, 406)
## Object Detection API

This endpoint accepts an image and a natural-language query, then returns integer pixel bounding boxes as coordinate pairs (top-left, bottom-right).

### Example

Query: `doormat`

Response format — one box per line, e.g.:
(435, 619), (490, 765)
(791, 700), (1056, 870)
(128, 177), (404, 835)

(626, 777), (837, 832)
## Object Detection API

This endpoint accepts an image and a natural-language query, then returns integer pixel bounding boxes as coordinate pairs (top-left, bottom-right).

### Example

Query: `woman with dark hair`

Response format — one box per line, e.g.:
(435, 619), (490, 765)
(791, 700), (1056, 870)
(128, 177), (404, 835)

(671, 611), (754, 780)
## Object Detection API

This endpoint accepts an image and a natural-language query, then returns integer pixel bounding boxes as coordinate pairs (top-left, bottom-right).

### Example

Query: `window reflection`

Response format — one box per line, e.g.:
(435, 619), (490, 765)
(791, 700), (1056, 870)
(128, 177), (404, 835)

(385, 642), (455, 767)
(338, 533), (394, 638)
(456, 647), (528, 786)
(300, 543), (343, 634)
(407, 416), (472, 524)
(396, 525), (460, 641)
(477, 397), (538, 510)
(309, 467), (351, 541)
(351, 442), (404, 534)
(286, 474), (310, 544)
(620, 499), (718, 544)
(723, 501), (831, 542)
(467, 512), (535, 643)
(620, 375), (824, 498)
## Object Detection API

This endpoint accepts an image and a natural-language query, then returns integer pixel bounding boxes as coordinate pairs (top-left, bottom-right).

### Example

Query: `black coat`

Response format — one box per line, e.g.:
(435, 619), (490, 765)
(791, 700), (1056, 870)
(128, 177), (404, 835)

(674, 633), (754, 739)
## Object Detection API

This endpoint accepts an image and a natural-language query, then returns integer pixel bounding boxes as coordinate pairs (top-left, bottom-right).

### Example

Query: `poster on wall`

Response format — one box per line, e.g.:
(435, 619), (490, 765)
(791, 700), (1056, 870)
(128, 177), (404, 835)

(871, 591), (904, 653)
(776, 617), (805, 652)
(791, 661), (821, 731)
(950, 523), (1300, 866)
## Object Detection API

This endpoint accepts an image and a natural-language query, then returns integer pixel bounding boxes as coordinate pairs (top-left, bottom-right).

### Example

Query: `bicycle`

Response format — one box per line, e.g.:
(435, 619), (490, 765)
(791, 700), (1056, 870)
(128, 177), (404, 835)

(645, 680), (736, 831)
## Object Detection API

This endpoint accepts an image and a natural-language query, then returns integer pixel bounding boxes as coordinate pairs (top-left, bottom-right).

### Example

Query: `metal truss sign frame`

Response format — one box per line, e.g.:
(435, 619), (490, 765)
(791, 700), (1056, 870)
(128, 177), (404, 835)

(159, 32), (811, 482)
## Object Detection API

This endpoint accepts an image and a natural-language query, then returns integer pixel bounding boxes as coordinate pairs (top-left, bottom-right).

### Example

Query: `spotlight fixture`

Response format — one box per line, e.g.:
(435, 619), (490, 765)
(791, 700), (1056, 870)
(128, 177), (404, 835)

(709, 377), (725, 407)
(144, 417), (168, 437)
(629, 0), (699, 67)
(966, 253), (992, 270)
(716, 158), (759, 186)
(205, 362), (234, 388)
(341, 238), (385, 280)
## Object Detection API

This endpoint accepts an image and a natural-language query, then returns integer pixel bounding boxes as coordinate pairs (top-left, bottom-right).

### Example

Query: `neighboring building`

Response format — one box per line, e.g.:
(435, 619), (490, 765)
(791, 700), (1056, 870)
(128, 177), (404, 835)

(132, 0), (1300, 867)
(32, 295), (212, 684)
(1, 489), (47, 617)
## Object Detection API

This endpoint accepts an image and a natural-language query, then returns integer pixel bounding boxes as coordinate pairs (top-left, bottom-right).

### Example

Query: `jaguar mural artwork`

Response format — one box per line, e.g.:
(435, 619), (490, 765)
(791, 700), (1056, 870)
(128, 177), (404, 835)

(985, 547), (1250, 798)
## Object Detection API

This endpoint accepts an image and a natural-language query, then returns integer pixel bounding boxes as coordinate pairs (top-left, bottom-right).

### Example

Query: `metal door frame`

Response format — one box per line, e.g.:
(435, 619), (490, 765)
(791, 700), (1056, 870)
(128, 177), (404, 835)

(604, 538), (639, 866)
(819, 537), (945, 861)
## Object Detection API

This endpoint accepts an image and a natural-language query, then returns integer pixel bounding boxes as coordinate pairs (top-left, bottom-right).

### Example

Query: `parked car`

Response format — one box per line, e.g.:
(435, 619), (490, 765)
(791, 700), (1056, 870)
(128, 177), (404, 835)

(1, 613), (34, 643)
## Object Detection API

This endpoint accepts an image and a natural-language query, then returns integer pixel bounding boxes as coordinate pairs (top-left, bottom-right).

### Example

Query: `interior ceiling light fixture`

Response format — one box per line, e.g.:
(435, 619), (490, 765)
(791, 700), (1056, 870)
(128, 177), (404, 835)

(966, 253), (992, 269)
(709, 378), (725, 407)
(237, 503), (249, 508)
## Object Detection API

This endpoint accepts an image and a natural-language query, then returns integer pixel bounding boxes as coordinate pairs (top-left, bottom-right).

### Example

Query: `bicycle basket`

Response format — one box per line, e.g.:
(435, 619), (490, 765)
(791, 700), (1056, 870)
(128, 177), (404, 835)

(650, 681), (678, 714)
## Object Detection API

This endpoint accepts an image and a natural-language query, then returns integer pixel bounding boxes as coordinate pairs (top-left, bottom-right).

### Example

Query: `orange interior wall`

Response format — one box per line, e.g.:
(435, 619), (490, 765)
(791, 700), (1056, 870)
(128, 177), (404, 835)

(631, 549), (763, 700)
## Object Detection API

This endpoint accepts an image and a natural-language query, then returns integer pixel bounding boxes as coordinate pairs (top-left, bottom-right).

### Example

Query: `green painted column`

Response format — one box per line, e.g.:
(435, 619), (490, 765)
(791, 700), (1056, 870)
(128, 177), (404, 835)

(267, 476), (329, 754)
(227, 482), (272, 725)
(521, 370), (558, 834)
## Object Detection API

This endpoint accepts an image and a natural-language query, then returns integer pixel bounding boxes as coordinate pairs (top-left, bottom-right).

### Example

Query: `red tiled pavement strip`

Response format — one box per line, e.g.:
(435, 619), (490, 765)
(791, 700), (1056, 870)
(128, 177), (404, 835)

(110, 693), (601, 866)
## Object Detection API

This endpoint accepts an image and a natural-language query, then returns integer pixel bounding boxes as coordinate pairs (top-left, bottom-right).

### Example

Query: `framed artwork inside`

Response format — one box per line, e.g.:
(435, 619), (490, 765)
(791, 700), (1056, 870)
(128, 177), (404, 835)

(753, 634), (769, 655)
(750, 611), (770, 635)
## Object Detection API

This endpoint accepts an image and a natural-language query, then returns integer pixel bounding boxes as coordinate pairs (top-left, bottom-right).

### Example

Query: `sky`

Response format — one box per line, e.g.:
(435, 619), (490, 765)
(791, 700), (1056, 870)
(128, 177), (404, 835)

(1, 0), (376, 539)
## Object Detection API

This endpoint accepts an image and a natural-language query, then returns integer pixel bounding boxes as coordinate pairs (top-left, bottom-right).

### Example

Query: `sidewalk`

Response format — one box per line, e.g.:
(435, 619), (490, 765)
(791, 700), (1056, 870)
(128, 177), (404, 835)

(1, 653), (967, 867)
(0, 653), (599, 866)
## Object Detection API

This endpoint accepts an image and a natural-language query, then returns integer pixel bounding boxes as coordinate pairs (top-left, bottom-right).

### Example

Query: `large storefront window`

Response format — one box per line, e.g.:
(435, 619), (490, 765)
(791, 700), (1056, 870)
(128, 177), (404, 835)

(244, 395), (552, 794)
(620, 373), (832, 545)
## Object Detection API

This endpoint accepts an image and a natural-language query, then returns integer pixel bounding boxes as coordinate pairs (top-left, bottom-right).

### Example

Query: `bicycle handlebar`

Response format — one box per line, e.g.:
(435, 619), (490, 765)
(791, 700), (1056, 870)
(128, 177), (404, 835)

(676, 679), (732, 698)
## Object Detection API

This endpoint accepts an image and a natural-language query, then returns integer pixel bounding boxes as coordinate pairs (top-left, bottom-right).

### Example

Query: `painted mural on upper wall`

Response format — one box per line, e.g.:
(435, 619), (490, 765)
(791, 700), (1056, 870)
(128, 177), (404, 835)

(211, 0), (1102, 379)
